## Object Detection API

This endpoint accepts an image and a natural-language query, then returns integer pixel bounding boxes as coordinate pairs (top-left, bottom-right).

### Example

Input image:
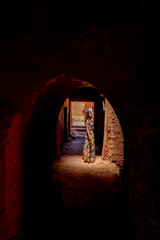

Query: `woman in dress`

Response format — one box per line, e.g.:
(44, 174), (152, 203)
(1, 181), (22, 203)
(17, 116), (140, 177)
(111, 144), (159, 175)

(82, 109), (96, 163)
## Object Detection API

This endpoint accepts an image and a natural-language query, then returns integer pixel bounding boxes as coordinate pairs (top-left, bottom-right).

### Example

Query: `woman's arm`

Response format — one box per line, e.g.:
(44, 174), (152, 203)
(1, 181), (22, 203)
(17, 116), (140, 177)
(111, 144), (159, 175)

(86, 120), (91, 141)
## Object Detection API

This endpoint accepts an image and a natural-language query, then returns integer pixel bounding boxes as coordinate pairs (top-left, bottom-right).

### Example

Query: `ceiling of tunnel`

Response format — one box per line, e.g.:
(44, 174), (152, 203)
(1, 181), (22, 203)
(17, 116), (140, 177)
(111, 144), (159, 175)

(1, 0), (149, 41)
(28, 77), (94, 119)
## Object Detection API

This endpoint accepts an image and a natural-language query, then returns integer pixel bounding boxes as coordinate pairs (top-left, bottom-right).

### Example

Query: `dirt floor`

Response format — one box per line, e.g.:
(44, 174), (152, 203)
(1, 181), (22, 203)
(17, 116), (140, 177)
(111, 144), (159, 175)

(52, 130), (133, 239)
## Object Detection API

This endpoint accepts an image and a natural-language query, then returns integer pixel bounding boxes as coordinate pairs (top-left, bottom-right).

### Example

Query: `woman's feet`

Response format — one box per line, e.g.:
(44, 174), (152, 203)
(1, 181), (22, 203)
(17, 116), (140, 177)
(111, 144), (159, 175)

(83, 158), (95, 164)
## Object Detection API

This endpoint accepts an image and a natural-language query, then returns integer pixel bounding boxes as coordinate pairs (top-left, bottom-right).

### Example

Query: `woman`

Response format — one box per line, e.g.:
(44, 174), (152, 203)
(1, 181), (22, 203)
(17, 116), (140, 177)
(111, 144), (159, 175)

(82, 109), (96, 163)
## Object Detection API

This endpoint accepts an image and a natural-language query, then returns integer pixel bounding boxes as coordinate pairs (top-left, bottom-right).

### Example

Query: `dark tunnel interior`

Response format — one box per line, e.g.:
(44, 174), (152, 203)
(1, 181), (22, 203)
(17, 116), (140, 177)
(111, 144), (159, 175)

(1, 1), (160, 240)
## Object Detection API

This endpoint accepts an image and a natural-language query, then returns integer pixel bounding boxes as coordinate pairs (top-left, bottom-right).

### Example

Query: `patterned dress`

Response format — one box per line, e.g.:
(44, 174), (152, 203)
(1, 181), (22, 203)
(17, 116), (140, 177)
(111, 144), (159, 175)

(82, 120), (96, 163)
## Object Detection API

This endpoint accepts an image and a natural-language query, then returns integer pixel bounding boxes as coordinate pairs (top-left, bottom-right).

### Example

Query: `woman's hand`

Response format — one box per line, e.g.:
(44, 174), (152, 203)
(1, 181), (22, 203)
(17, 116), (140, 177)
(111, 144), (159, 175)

(88, 135), (91, 141)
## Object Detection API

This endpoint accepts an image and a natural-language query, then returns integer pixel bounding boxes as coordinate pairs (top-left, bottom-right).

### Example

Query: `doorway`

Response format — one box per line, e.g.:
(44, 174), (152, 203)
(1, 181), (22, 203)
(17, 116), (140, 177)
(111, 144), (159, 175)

(70, 101), (94, 127)
(59, 87), (104, 157)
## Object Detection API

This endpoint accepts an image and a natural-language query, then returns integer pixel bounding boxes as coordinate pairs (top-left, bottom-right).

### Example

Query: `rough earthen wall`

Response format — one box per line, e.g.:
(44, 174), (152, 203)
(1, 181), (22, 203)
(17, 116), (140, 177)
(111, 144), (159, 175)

(102, 98), (124, 166)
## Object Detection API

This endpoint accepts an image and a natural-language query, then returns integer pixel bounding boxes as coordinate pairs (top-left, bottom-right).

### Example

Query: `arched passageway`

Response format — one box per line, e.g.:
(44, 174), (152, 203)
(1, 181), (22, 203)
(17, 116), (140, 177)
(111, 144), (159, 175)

(50, 83), (126, 238)
(20, 76), (129, 239)
(57, 86), (124, 166)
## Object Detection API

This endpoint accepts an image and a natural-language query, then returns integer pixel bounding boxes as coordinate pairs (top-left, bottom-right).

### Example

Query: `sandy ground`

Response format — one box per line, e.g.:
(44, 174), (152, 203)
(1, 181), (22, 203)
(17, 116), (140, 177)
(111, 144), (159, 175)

(51, 132), (134, 239)
(53, 155), (120, 207)
(52, 155), (122, 238)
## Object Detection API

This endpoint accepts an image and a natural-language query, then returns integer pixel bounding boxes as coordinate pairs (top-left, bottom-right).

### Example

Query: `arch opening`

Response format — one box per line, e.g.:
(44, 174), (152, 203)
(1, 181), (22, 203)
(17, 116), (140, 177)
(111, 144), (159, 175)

(56, 86), (124, 167)
(5, 76), (125, 239)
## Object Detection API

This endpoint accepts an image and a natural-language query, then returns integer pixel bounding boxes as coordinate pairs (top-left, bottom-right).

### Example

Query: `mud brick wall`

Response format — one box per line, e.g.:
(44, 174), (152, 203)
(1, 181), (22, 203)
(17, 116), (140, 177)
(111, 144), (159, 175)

(102, 98), (124, 166)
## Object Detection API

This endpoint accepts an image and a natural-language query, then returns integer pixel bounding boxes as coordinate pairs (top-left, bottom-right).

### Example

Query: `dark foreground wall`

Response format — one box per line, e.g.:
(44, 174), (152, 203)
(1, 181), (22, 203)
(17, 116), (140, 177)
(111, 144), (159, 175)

(0, 2), (160, 239)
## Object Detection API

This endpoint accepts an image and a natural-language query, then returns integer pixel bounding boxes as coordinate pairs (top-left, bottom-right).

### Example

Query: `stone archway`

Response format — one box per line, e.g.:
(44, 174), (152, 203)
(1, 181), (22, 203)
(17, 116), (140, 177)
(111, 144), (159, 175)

(5, 75), (124, 240)
(22, 75), (124, 237)
(56, 85), (124, 167)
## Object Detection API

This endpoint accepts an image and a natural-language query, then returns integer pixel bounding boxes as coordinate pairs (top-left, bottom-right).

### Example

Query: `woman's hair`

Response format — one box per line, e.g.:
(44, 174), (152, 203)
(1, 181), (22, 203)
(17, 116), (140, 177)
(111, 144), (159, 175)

(84, 111), (92, 124)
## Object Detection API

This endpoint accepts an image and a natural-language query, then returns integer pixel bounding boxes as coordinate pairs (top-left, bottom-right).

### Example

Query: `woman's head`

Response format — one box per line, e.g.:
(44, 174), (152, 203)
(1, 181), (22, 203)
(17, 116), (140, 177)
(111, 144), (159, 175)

(85, 111), (93, 123)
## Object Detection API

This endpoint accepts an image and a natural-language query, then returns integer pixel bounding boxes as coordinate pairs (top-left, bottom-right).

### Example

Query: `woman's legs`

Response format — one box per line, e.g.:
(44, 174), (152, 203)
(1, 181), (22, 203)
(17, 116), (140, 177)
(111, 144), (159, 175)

(82, 137), (95, 163)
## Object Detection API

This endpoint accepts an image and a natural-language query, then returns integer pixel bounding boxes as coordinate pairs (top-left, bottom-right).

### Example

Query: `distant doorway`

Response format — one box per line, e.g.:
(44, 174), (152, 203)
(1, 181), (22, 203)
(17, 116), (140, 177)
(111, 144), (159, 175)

(70, 101), (94, 127)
